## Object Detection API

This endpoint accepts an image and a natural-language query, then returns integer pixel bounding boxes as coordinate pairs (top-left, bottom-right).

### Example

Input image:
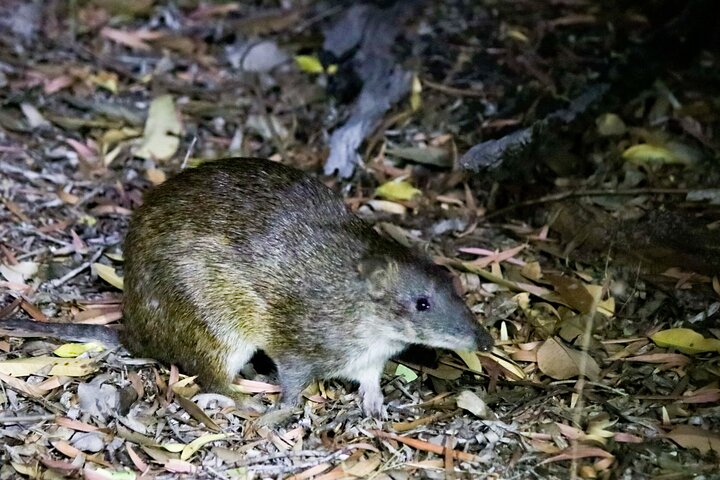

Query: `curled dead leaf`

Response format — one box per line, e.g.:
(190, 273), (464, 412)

(665, 425), (720, 454)
(537, 337), (600, 380)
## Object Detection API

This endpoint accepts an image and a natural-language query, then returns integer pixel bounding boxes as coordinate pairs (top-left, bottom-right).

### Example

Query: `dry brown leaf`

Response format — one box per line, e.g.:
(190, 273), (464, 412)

(543, 273), (596, 314)
(55, 416), (100, 433)
(537, 337), (600, 380)
(0, 372), (44, 397)
(456, 390), (490, 418)
(539, 446), (614, 465)
(174, 395), (221, 433)
(288, 463), (333, 480)
(145, 167), (167, 185)
(180, 433), (229, 461)
(624, 353), (691, 366)
(231, 378), (281, 394)
(164, 459), (198, 474)
(681, 388), (720, 404)
(126, 444), (149, 473)
(614, 432), (644, 443)
(343, 454), (382, 477)
(665, 425), (720, 454)
(100, 27), (163, 50)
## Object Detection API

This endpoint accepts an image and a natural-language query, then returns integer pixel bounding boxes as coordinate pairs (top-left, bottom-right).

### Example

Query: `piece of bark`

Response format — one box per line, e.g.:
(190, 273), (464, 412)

(323, 1), (421, 178)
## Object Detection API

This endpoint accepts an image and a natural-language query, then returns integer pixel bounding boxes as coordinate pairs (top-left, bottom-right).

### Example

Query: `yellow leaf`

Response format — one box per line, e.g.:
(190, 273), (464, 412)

(650, 328), (720, 354)
(161, 443), (185, 453)
(595, 113), (626, 136)
(586, 416), (617, 445)
(92, 263), (124, 290)
(78, 215), (97, 226)
(101, 127), (142, 150)
(0, 357), (58, 376)
(54, 342), (105, 358)
(50, 358), (98, 377)
(597, 296), (615, 317)
(11, 462), (41, 478)
(375, 179), (421, 201)
(506, 28), (529, 43)
(455, 350), (483, 374)
(410, 74), (422, 112)
(89, 71), (119, 94)
(134, 95), (182, 162)
(0, 356), (97, 377)
(105, 251), (124, 262)
(294, 55), (327, 74)
(180, 433), (229, 461)
(622, 144), (682, 165)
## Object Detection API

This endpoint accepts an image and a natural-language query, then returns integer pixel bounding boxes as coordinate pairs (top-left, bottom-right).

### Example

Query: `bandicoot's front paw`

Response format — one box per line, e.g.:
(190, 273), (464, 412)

(360, 387), (386, 419)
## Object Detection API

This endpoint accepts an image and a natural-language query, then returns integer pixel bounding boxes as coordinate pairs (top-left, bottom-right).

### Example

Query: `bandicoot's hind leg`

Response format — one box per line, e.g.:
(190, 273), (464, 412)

(273, 355), (314, 407)
(180, 338), (259, 399)
(124, 321), (256, 401)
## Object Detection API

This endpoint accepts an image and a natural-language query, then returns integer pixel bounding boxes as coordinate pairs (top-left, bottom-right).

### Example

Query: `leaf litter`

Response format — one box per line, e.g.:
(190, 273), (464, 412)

(0, 0), (718, 479)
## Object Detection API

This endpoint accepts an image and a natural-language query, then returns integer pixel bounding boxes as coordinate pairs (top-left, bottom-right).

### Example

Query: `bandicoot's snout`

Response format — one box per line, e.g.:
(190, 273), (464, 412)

(474, 325), (494, 352)
(453, 307), (494, 352)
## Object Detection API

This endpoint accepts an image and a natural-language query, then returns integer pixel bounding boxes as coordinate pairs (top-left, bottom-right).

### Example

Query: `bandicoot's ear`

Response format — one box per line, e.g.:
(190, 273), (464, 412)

(358, 257), (399, 299)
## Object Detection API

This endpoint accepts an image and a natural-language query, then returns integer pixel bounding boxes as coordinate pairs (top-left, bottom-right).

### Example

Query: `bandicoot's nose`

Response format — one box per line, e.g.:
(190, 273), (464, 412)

(475, 326), (494, 352)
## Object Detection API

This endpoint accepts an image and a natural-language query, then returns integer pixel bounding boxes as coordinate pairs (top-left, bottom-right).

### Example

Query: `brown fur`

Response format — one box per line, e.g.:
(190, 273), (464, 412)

(120, 158), (493, 414)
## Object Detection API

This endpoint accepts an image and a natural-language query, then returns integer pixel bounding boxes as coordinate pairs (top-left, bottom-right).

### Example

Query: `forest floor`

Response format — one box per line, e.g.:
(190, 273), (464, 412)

(0, 1), (719, 479)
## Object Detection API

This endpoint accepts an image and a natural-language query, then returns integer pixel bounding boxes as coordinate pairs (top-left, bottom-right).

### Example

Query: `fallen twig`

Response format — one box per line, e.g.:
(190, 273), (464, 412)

(369, 430), (478, 462)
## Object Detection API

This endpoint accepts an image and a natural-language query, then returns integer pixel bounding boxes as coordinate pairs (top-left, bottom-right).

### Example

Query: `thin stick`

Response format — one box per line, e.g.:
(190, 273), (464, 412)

(50, 248), (104, 287)
(0, 414), (56, 423)
(370, 430), (478, 462)
(482, 187), (691, 220)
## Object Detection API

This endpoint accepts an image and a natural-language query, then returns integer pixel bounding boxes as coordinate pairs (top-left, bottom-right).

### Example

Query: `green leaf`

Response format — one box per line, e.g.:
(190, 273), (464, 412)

(394, 364), (418, 382)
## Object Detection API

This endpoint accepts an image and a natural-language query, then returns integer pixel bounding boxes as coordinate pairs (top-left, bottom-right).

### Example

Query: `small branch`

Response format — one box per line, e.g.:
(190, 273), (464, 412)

(370, 429), (478, 463)
(50, 248), (105, 287)
(482, 187), (691, 220)
(422, 78), (485, 98)
(0, 414), (57, 423)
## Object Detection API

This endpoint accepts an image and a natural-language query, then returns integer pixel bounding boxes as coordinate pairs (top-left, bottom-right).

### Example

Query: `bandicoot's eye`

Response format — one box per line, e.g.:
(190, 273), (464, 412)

(415, 297), (431, 312)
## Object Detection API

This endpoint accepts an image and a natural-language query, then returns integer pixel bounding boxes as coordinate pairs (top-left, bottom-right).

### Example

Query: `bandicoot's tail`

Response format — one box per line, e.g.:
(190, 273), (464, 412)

(0, 318), (121, 348)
